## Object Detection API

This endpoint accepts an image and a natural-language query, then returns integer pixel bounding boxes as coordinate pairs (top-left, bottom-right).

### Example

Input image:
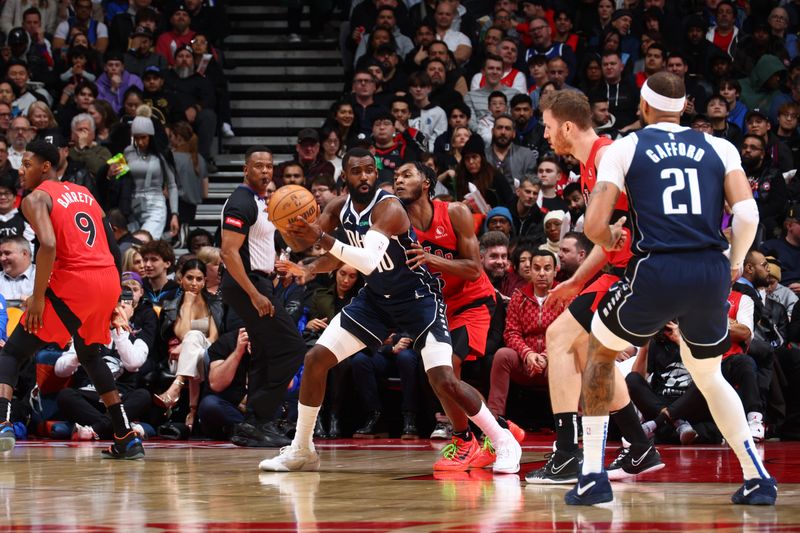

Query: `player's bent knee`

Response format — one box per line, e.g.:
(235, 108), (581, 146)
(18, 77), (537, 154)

(420, 332), (453, 372)
(315, 314), (367, 363)
(426, 366), (459, 398)
(303, 346), (339, 372)
(590, 313), (633, 352)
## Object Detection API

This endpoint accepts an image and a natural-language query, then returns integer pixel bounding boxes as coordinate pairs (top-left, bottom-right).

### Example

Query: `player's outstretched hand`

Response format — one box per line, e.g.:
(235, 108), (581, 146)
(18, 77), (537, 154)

(547, 277), (581, 308)
(405, 242), (429, 269)
(24, 295), (44, 334)
(249, 291), (275, 318)
(276, 259), (313, 284)
(604, 216), (628, 252)
(285, 216), (321, 249)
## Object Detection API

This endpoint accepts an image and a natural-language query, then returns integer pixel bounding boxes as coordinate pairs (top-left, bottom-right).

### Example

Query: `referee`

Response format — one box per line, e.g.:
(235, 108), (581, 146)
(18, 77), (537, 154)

(219, 145), (306, 447)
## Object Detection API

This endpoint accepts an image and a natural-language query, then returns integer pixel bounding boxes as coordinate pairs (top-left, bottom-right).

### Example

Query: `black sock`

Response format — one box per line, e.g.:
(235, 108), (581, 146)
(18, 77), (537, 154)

(453, 429), (472, 441)
(0, 397), (9, 423)
(611, 402), (650, 452)
(107, 403), (131, 437)
(554, 412), (579, 452)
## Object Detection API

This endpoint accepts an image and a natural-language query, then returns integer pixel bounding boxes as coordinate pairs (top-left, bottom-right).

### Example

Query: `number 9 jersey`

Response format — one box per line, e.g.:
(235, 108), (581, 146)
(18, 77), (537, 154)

(29, 180), (119, 347)
(596, 123), (741, 255)
(37, 180), (116, 271)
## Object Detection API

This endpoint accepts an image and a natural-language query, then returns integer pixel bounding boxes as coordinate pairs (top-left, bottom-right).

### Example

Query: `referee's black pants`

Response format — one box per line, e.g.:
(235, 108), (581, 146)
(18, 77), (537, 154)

(221, 272), (306, 421)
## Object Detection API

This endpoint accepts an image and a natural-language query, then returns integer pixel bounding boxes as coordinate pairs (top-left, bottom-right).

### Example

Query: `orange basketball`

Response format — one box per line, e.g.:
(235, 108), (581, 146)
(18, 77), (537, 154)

(268, 184), (319, 231)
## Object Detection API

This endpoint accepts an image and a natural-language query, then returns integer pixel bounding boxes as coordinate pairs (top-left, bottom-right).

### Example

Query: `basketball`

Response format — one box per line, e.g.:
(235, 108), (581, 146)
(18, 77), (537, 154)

(268, 184), (319, 230)
(268, 184), (319, 250)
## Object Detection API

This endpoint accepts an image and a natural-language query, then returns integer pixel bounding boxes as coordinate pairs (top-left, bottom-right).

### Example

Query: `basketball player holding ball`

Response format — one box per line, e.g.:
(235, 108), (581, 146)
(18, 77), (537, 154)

(219, 146), (307, 448)
(259, 147), (522, 473)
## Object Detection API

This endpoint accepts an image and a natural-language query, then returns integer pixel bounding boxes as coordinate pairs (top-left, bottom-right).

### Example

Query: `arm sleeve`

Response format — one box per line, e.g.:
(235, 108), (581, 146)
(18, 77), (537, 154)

(327, 229), (390, 276)
(730, 198), (759, 269)
(596, 134), (637, 190)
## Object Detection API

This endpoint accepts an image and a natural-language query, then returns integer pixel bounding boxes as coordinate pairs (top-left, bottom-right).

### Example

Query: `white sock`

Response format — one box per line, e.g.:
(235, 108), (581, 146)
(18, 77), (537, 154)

(291, 403), (320, 451)
(679, 341), (769, 480)
(468, 403), (506, 444)
(581, 416), (608, 475)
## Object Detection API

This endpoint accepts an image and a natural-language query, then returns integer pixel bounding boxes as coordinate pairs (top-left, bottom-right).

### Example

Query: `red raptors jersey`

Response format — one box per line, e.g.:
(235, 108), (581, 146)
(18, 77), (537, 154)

(580, 136), (632, 269)
(414, 200), (495, 311)
(37, 180), (114, 271)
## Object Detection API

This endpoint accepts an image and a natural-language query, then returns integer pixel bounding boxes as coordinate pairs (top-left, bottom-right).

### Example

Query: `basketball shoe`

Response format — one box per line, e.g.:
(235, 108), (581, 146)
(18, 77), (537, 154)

(564, 471), (613, 506)
(0, 421), (15, 452)
(606, 444), (664, 480)
(525, 446), (582, 484)
(433, 435), (480, 471)
(492, 429), (522, 474)
(731, 477), (778, 505)
(259, 445), (320, 472)
(101, 430), (145, 460)
(470, 436), (496, 469)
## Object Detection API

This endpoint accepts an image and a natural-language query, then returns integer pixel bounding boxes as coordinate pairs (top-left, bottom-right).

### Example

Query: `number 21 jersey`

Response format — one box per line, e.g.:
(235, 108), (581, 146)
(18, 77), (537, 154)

(596, 123), (742, 255)
(36, 180), (114, 271)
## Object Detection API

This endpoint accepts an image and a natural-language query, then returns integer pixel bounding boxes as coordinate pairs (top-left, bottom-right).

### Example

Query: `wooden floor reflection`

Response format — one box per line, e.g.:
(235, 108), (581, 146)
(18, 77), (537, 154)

(0, 437), (798, 532)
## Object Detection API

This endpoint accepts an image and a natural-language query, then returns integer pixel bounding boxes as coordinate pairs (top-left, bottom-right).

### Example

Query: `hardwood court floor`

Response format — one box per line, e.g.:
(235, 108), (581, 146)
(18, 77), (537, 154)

(1, 434), (799, 532)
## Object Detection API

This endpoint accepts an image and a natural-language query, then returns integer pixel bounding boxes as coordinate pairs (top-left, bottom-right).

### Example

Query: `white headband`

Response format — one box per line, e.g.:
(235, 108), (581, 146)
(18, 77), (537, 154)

(641, 79), (686, 113)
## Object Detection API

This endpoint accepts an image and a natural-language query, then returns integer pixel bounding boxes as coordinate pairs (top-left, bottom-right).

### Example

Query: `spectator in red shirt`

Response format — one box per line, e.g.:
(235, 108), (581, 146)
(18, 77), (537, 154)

(155, 3), (196, 67)
(488, 249), (569, 417)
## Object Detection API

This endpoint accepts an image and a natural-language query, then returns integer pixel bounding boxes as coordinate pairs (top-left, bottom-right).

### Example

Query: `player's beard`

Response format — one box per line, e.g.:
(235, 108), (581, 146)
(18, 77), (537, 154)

(347, 180), (377, 204)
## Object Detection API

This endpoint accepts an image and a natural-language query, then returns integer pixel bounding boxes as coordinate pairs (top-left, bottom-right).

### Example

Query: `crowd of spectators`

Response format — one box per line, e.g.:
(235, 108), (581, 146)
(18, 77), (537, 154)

(3, 0), (800, 446)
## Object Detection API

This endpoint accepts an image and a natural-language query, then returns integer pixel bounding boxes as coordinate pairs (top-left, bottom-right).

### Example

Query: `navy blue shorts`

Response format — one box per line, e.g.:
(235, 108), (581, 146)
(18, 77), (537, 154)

(594, 250), (732, 358)
(340, 285), (452, 352)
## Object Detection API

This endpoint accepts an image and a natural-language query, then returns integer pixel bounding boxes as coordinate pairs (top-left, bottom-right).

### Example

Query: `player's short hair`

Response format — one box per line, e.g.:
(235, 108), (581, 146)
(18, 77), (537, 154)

(25, 139), (59, 167)
(646, 71), (686, 100)
(245, 145), (272, 163)
(138, 239), (175, 267)
(539, 90), (592, 130)
(479, 230), (509, 253)
(342, 147), (374, 172)
(561, 231), (592, 254)
(411, 161), (437, 198)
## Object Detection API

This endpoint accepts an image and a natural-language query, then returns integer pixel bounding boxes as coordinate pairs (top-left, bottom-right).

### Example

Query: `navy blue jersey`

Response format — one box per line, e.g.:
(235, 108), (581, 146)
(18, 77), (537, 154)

(339, 189), (442, 299)
(598, 124), (742, 255)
